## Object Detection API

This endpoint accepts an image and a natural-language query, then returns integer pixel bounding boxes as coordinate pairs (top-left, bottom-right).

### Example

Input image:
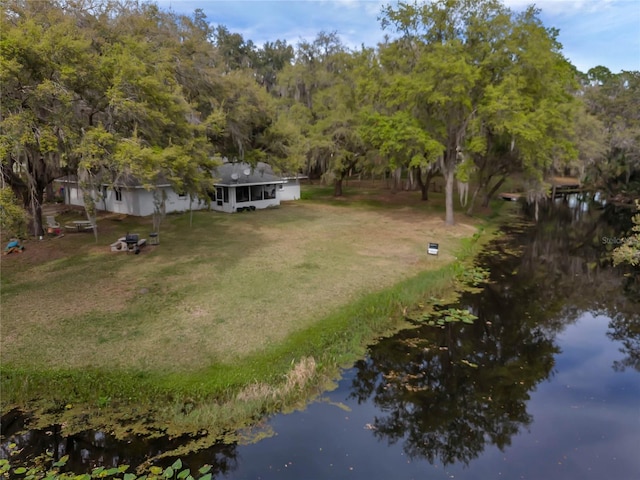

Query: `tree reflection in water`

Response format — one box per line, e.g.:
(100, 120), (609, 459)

(349, 195), (638, 467)
(349, 300), (559, 466)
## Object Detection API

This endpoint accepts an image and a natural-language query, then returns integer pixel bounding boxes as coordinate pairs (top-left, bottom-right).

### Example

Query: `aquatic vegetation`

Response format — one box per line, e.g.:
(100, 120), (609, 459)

(419, 307), (479, 327)
(0, 455), (213, 480)
(455, 265), (491, 287)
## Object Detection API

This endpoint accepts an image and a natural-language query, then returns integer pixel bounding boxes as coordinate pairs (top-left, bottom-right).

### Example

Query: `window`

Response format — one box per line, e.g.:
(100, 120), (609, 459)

(236, 186), (250, 203)
(177, 191), (187, 199)
(114, 188), (122, 202)
(264, 185), (277, 199)
(251, 185), (263, 201)
(102, 186), (108, 200)
(223, 187), (229, 203)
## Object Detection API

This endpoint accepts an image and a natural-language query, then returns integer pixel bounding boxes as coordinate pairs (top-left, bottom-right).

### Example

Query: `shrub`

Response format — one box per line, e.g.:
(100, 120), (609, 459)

(0, 188), (27, 238)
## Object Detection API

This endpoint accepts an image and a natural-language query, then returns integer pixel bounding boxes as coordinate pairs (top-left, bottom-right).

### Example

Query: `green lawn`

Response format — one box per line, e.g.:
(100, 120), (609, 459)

(1, 183), (494, 439)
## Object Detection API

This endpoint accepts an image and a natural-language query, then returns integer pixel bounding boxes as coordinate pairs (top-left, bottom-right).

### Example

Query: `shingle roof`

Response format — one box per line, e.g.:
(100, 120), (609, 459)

(57, 161), (286, 188)
(214, 161), (285, 186)
(56, 173), (171, 188)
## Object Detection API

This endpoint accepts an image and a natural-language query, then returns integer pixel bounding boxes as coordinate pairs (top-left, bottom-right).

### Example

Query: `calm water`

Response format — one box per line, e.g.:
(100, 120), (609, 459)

(3, 197), (639, 479)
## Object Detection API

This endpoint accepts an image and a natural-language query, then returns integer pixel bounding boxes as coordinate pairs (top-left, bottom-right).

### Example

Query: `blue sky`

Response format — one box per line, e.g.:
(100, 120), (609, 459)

(158, 0), (640, 73)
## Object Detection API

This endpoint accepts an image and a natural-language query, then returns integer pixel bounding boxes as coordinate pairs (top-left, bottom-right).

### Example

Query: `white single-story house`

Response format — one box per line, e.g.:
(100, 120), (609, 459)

(56, 175), (208, 217)
(56, 161), (301, 216)
(210, 161), (287, 213)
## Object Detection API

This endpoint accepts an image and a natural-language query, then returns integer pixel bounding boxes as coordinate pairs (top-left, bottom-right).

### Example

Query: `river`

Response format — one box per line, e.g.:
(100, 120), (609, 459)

(2, 195), (639, 479)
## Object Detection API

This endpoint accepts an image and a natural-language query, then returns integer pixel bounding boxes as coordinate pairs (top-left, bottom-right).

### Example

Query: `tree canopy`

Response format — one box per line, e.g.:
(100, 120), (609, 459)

(1, 0), (637, 233)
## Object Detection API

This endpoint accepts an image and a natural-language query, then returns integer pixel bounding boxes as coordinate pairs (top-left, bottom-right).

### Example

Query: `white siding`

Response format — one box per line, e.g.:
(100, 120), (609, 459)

(64, 184), (209, 216)
(62, 179), (289, 216)
(163, 189), (208, 214)
(279, 180), (301, 201)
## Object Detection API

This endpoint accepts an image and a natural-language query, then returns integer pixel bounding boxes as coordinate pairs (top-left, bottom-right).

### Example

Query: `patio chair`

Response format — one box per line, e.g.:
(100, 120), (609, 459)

(46, 216), (61, 235)
(46, 216), (60, 229)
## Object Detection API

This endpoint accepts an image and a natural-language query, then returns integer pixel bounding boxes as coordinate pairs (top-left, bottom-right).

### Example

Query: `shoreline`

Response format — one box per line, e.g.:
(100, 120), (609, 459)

(1, 198), (514, 465)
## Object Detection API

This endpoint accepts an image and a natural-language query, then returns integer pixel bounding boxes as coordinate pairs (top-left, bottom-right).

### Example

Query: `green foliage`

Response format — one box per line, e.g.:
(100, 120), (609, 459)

(359, 111), (442, 170)
(0, 187), (27, 237)
(455, 265), (491, 287)
(613, 202), (640, 267)
(419, 307), (479, 327)
(1, 451), (212, 480)
(582, 70), (640, 196)
(0, 1), (294, 235)
(377, 0), (580, 219)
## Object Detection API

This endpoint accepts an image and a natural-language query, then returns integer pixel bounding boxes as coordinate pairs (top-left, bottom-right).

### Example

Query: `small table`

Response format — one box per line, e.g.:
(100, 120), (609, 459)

(67, 220), (93, 232)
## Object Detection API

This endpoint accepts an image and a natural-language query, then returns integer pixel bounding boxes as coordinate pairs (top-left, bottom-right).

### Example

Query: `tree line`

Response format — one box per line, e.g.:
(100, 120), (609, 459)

(1, 0), (638, 236)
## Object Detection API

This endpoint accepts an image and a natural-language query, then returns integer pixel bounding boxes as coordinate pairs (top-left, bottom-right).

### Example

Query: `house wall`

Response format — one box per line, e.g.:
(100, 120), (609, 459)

(279, 180), (301, 201)
(64, 184), (141, 215)
(162, 189), (208, 215)
(67, 185), (85, 207)
(63, 184), (208, 216)
(105, 188), (140, 216)
(210, 187), (236, 213)
(62, 181), (283, 216)
(235, 197), (280, 211)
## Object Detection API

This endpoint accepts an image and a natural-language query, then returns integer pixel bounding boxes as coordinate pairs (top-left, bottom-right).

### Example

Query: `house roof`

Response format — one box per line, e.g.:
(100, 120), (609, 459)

(56, 174), (171, 189)
(214, 161), (285, 186)
(56, 161), (288, 189)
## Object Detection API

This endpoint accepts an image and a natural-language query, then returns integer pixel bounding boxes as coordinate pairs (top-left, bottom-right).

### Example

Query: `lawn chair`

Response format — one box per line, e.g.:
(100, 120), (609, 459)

(46, 216), (61, 235)
(46, 216), (60, 228)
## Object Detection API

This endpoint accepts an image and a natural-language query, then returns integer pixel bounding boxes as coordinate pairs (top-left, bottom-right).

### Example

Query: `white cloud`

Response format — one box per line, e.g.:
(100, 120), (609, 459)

(503, 0), (613, 16)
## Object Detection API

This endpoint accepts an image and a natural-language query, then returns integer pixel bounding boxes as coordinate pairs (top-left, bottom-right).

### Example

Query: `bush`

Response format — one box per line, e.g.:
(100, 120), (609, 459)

(0, 188), (27, 238)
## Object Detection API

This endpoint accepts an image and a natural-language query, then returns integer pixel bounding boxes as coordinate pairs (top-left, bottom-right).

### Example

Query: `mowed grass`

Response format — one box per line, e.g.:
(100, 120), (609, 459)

(1, 183), (482, 406)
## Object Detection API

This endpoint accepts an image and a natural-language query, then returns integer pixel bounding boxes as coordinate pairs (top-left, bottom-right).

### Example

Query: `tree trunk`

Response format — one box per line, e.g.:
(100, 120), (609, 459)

(334, 177), (343, 196)
(31, 189), (45, 237)
(415, 166), (436, 201)
(445, 167), (455, 225)
(79, 168), (99, 241)
(45, 182), (55, 202)
(481, 176), (507, 208)
(405, 168), (414, 191)
(420, 182), (429, 201)
(391, 167), (402, 193)
(466, 184), (482, 215)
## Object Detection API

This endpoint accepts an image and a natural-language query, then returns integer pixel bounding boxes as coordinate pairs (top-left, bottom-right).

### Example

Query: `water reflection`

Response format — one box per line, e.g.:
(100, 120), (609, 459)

(520, 198), (639, 372)
(349, 262), (561, 465)
(349, 197), (638, 468)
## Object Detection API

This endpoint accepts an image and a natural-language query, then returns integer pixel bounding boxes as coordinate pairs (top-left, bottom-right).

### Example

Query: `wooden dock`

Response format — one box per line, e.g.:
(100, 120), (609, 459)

(550, 176), (582, 196)
(499, 177), (582, 202)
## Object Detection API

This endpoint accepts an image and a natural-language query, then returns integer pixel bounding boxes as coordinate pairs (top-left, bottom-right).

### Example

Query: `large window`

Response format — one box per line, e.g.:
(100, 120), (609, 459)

(251, 185), (263, 201)
(236, 186), (250, 203)
(264, 184), (277, 199)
